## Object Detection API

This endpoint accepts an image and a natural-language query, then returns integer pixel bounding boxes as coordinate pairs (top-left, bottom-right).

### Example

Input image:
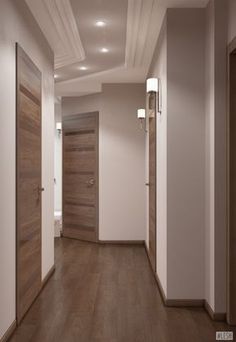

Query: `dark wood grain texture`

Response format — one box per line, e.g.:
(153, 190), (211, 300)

(148, 92), (157, 272)
(229, 48), (236, 325)
(62, 112), (99, 242)
(10, 238), (235, 342)
(16, 44), (42, 324)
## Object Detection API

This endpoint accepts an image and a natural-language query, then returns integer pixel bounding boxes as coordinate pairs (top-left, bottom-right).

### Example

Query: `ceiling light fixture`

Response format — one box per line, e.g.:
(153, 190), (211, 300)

(95, 20), (106, 27)
(100, 47), (109, 53)
(79, 66), (88, 71)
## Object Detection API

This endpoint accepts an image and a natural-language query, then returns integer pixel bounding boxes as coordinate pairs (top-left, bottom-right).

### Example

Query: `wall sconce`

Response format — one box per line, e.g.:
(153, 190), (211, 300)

(56, 122), (62, 136)
(137, 108), (147, 132)
(146, 77), (162, 114)
(147, 78), (158, 93)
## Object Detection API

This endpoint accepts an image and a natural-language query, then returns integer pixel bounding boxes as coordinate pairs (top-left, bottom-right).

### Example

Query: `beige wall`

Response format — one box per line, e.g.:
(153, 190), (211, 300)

(100, 84), (146, 240)
(205, 0), (215, 311)
(167, 9), (206, 300)
(148, 9), (206, 300)
(205, 0), (227, 313)
(0, 0), (54, 338)
(214, 0), (227, 313)
(62, 84), (146, 241)
(62, 93), (102, 116)
(148, 1), (228, 311)
(149, 0), (230, 312)
(148, 17), (168, 294)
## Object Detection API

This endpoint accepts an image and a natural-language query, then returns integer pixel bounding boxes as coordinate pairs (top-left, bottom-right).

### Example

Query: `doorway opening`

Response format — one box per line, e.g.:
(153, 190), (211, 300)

(54, 98), (63, 238)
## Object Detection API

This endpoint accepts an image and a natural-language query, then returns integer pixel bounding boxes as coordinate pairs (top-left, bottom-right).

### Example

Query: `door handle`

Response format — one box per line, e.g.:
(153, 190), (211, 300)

(34, 186), (45, 193)
(34, 186), (44, 201)
(86, 178), (95, 187)
(145, 183), (150, 186)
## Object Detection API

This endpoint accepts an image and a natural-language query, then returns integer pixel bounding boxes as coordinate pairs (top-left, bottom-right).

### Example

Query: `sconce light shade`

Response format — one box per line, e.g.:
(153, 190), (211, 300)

(137, 109), (145, 119)
(56, 122), (62, 131)
(146, 78), (158, 93)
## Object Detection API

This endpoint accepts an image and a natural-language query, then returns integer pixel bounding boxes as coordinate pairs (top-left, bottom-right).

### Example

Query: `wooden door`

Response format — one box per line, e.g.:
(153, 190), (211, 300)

(228, 46), (236, 325)
(63, 112), (99, 242)
(148, 92), (157, 272)
(16, 45), (42, 323)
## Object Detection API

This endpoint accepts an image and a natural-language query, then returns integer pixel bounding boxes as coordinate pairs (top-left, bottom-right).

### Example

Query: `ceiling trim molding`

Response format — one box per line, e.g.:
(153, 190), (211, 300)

(125, 0), (162, 70)
(125, 0), (142, 67)
(25, 0), (85, 69)
(55, 64), (146, 96)
(57, 65), (126, 85)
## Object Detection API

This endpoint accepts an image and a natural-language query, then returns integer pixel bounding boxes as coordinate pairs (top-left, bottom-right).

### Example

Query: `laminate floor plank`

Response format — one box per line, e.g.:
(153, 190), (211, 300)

(10, 238), (236, 342)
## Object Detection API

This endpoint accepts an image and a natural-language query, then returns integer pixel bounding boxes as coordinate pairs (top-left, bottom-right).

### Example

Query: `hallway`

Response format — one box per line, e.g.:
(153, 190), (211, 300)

(10, 239), (233, 342)
(1, 0), (236, 339)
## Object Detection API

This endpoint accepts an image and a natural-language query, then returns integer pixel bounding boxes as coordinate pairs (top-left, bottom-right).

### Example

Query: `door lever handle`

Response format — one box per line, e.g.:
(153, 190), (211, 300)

(38, 186), (45, 192)
(86, 178), (95, 187)
(145, 183), (150, 186)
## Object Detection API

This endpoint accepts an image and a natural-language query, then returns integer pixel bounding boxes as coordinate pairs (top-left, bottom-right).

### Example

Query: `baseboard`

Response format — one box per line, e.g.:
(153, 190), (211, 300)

(154, 270), (168, 305)
(144, 241), (226, 320)
(204, 300), (226, 322)
(144, 241), (167, 305)
(41, 264), (55, 290)
(61, 236), (145, 245)
(166, 299), (204, 307)
(99, 240), (145, 245)
(0, 320), (16, 342)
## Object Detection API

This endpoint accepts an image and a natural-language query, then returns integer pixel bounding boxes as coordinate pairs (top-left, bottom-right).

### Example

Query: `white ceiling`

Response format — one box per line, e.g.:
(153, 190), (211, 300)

(59, 0), (128, 82)
(25, 0), (208, 97)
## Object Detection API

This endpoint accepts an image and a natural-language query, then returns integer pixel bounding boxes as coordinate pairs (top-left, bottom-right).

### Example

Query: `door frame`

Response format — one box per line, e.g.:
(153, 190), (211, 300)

(148, 91), (157, 273)
(16, 43), (42, 323)
(62, 111), (99, 242)
(227, 36), (236, 325)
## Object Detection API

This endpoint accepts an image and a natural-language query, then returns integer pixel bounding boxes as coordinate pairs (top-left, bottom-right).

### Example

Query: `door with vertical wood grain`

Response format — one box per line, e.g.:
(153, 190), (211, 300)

(16, 44), (42, 323)
(228, 45), (236, 325)
(148, 92), (156, 272)
(63, 112), (99, 242)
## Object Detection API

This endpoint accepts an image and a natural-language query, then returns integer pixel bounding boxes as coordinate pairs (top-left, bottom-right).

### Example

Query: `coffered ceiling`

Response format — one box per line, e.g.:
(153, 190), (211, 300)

(25, 0), (208, 97)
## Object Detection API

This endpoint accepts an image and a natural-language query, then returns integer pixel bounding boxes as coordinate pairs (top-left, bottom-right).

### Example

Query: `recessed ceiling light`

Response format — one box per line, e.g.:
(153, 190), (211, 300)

(54, 74), (59, 79)
(100, 47), (109, 53)
(95, 20), (106, 27)
(79, 66), (88, 71)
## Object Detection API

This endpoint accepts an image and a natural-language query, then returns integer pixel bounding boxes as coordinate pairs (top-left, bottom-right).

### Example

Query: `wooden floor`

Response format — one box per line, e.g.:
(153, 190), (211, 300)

(10, 238), (235, 342)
